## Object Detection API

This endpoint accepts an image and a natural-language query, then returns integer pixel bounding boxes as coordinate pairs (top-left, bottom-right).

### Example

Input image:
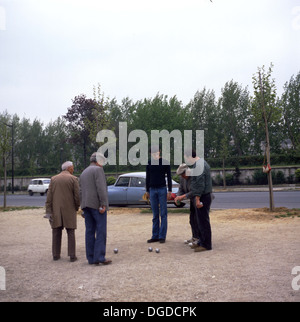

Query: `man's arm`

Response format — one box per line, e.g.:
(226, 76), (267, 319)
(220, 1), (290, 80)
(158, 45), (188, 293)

(146, 164), (150, 192)
(45, 179), (53, 214)
(166, 164), (172, 192)
(95, 168), (108, 210)
(73, 177), (80, 211)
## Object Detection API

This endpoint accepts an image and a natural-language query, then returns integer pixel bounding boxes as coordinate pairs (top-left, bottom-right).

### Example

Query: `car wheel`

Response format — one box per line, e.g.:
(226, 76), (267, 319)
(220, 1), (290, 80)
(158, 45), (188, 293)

(40, 193), (45, 196)
(28, 191), (33, 196)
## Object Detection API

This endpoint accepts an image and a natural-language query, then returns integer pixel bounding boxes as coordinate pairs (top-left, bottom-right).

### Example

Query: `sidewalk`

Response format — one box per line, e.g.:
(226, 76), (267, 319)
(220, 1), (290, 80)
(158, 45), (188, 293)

(213, 184), (300, 192)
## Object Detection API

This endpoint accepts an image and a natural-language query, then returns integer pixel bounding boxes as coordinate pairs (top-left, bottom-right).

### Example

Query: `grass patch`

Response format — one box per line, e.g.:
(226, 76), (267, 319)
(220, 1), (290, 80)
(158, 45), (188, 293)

(140, 208), (190, 214)
(0, 206), (42, 212)
(274, 208), (300, 218)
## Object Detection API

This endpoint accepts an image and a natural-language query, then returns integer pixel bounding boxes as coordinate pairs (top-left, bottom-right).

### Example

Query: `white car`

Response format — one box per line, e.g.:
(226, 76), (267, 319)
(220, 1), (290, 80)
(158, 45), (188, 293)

(27, 178), (51, 196)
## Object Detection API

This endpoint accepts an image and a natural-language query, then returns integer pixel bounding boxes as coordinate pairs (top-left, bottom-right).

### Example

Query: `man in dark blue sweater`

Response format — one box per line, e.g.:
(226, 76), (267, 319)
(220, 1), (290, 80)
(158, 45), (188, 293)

(146, 146), (172, 243)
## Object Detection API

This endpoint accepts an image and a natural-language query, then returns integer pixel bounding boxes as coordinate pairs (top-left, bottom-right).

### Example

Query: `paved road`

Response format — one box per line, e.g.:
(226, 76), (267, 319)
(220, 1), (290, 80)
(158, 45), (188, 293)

(1, 191), (299, 209)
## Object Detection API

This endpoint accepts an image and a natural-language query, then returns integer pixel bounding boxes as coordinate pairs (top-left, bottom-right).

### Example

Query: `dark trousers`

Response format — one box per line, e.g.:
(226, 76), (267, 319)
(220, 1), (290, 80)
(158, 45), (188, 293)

(84, 207), (107, 264)
(195, 193), (212, 250)
(52, 227), (76, 258)
(190, 200), (200, 239)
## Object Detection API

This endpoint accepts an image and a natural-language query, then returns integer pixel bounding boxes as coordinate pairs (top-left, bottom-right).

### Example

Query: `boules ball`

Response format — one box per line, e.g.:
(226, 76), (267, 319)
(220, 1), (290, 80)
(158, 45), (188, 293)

(113, 248), (118, 254)
(155, 248), (160, 253)
(148, 247), (153, 252)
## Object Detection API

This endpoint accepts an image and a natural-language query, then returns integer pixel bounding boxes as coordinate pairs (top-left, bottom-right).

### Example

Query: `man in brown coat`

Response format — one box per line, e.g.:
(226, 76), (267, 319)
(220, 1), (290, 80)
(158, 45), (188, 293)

(45, 161), (80, 262)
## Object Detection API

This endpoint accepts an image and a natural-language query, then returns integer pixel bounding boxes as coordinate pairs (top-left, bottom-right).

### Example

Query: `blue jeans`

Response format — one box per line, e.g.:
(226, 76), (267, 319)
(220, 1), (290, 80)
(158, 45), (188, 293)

(149, 187), (168, 240)
(83, 207), (107, 264)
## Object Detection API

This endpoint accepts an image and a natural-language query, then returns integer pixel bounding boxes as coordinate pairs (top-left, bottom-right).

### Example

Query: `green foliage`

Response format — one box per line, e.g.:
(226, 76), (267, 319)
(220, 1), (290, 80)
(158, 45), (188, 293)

(106, 176), (116, 186)
(1, 67), (300, 179)
(280, 71), (300, 151)
(172, 174), (180, 183)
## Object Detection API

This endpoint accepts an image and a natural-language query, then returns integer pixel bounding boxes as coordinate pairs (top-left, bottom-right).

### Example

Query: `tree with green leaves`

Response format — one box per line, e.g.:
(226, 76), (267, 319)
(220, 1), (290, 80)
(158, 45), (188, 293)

(280, 71), (300, 151)
(187, 88), (219, 157)
(219, 80), (251, 156)
(64, 94), (97, 169)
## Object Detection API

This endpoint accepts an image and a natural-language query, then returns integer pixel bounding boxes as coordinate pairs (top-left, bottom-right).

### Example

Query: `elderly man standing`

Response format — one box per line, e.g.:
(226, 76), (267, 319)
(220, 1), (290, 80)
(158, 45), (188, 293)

(176, 163), (200, 246)
(175, 149), (213, 252)
(79, 152), (111, 265)
(45, 161), (80, 262)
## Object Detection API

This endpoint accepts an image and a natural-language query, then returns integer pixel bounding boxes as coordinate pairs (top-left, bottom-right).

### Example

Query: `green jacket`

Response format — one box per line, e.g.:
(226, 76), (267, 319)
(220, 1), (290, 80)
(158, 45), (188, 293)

(189, 159), (212, 198)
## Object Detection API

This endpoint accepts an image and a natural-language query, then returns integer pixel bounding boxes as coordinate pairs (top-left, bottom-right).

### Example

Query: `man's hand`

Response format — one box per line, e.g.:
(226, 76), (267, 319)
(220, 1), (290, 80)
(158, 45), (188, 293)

(167, 191), (172, 200)
(99, 206), (106, 214)
(196, 200), (203, 208)
(174, 195), (185, 204)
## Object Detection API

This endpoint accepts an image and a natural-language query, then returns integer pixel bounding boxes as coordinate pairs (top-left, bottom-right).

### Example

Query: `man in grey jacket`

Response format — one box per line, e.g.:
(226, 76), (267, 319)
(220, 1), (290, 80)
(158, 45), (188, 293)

(176, 163), (200, 245)
(79, 152), (111, 265)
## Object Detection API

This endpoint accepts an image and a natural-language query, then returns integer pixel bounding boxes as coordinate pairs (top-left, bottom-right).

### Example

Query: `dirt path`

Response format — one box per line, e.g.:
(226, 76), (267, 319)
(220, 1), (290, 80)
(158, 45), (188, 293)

(0, 207), (299, 302)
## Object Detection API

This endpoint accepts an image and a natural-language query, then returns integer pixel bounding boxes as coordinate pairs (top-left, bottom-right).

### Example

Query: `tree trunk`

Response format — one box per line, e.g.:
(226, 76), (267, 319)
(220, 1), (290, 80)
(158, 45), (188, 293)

(222, 158), (226, 189)
(3, 155), (7, 209)
(259, 72), (275, 211)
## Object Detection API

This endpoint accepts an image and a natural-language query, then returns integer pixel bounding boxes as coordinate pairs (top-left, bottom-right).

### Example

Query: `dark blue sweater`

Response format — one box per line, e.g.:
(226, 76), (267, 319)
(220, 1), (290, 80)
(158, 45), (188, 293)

(146, 158), (172, 192)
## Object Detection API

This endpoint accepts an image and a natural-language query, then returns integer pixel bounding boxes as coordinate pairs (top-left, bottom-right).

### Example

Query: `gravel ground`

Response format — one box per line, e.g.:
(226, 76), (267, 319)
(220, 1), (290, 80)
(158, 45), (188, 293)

(0, 207), (299, 302)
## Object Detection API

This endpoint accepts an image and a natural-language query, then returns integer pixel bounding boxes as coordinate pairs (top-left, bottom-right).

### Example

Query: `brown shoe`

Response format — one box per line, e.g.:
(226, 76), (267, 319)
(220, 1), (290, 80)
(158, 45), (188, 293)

(194, 246), (208, 252)
(100, 259), (112, 265)
(190, 243), (199, 249)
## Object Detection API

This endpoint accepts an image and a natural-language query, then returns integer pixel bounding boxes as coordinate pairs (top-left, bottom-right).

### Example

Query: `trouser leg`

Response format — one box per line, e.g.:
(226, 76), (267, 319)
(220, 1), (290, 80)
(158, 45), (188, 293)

(190, 199), (200, 239)
(195, 193), (212, 250)
(66, 228), (76, 258)
(93, 209), (107, 263)
(150, 188), (160, 239)
(52, 227), (63, 258)
(84, 208), (96, 264)
(157, 187), (168, 240)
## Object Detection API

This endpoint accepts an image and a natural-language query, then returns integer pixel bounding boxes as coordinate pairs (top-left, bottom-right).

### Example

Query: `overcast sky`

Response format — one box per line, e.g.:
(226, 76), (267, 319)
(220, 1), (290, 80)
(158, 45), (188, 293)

(0, 0), (300, 123)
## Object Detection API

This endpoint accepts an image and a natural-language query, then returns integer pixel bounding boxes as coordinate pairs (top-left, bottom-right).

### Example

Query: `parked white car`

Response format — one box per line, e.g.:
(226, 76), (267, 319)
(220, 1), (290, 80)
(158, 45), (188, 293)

(27, 178), (51, 196)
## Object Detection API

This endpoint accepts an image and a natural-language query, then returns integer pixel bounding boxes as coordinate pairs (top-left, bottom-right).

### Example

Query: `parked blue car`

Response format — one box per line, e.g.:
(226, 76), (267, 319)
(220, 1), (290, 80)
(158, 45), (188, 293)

(107, 172), (184, 207)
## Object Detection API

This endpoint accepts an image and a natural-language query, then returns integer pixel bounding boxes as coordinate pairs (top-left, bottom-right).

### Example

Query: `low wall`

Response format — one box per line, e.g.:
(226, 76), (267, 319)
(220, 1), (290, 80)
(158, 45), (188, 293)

(0, 166), (298, 190)
(210, 166), (298, 184)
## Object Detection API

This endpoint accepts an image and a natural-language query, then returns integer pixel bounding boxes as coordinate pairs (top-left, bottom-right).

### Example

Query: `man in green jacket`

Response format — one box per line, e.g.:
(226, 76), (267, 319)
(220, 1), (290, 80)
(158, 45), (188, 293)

(175, 149), (213, 252)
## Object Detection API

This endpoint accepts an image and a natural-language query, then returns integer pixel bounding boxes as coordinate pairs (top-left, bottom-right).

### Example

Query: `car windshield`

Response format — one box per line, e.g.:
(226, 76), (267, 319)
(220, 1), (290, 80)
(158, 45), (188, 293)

(115, 177), (130, 187)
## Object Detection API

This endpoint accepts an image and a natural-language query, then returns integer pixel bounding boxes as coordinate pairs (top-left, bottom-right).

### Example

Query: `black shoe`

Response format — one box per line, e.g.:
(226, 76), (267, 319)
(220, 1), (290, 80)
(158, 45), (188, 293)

(70, 256), (77, 262)
(159, 239), (165, 243)
(53, 256), (60, 261)
(147, 238), (159, 243)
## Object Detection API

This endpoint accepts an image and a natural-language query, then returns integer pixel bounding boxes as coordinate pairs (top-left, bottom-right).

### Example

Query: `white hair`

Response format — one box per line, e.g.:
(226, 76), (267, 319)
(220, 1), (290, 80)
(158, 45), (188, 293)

(90, 152), (106, 166)
(61, 161), (73, 171)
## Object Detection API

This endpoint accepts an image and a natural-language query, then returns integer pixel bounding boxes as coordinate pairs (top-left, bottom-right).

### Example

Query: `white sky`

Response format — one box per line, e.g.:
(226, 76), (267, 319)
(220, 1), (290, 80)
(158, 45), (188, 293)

(0, 0), (300, 123)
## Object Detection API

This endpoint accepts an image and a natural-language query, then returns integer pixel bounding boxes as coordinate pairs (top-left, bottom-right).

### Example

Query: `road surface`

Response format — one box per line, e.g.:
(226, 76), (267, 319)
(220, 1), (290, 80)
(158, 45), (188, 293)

(0, 191), (299, 209)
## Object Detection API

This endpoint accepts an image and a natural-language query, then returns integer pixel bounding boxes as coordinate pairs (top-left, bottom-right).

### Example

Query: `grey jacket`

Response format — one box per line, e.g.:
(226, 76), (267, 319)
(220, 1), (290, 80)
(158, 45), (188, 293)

(177, 176), (192, 199)
(189, 159), (212, 198)
(79, 164), (109, 211)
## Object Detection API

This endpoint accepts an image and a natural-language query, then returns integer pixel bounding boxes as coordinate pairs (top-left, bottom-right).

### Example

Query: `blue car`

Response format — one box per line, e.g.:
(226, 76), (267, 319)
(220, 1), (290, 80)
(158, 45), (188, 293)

(107, 172), (184, 207)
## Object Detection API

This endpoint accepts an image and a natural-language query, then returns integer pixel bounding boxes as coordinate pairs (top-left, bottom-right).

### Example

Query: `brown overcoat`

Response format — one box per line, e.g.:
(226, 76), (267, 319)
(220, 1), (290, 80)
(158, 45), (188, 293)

(45, 171), (80, 229)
